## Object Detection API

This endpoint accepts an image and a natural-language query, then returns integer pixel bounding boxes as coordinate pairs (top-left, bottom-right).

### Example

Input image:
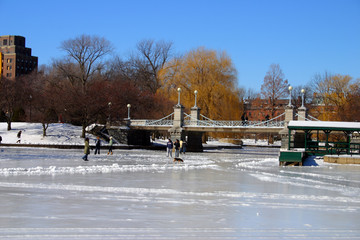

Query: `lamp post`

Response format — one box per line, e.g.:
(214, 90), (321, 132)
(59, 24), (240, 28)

(194, 90), (198, 108)
(288, 86), (293, 106)
(301, 89), (305, 108)
(177, 88), (181, 106)
(127, 104), (131, 119)
(108, 102), (112, 122)
(29, 95), (32, 122)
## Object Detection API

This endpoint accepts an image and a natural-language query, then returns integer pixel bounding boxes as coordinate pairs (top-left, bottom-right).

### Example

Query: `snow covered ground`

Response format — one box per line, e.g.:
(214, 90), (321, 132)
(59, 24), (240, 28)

(0, 122), (98, 145)
(0, 122), (281, 147)
(0, 123), (359, 239)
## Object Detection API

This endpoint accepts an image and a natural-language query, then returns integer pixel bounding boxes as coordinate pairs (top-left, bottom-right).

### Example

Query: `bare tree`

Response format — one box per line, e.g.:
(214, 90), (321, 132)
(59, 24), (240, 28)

(132, 39), (173, 93)
(0, 78), (18, 130)
(261, 64), (289, 118)
(27, 70), (58, 137)
(54, 34), (113, 137)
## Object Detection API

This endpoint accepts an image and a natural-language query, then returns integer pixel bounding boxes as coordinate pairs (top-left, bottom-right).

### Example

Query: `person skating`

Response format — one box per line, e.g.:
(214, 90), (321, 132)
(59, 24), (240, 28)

(82, 138), (90, 161)
(108, 136), (113, 155)
(94, 137), (101, 155)
(166, 139), (173, 157)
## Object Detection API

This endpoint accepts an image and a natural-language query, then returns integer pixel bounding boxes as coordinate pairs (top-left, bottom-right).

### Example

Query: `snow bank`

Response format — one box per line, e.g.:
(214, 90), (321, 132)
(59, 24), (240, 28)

(0, 122), (97, 145)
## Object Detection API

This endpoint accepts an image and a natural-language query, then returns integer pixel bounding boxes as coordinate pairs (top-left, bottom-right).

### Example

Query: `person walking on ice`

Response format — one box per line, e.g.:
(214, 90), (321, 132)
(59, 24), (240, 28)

(94, 137), (101, 155)
(174, 139), (180, 158)
(108, 136), (113, 155)
(180, 140), (183, 154)
(82, 138), (90, 161)
(166, 139), (173, 157)
(182, 141), (187, 154)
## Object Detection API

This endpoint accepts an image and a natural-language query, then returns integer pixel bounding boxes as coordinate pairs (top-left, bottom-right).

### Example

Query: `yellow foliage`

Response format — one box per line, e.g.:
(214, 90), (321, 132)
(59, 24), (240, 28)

(315, 74), (352, 121)
(158, 47), (242, 120)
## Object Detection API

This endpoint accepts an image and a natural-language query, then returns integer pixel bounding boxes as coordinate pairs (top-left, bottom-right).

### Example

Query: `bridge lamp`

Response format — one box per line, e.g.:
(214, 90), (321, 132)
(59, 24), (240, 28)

(108, 102), (112, 122)
(127, 104), (131, 119)
(288, 86), (293, 106)
(177, 87), (181, 106)
(301, 89), (305, 108)
(194, 90), (198, 107)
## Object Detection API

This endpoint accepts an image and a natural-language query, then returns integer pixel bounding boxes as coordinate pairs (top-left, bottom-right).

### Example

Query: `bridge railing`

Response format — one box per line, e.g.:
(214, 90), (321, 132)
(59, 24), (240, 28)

(184, 119), (285, 128)
(129, 112), (286, 128)
(295, 113), (320, 121)
(183, 113), (285, 128)
(137, 112), (175, 126)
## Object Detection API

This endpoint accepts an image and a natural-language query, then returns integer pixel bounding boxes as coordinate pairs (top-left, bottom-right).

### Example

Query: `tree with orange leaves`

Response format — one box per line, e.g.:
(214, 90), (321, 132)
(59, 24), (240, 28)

(158, 47), (242, 121)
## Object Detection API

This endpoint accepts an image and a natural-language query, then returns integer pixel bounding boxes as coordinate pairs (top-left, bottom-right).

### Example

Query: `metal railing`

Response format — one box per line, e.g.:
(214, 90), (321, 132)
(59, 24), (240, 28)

(145, 112), (174, 126)
(130, 112), (286, 128)
(184, 112), (285, 128)
(295, 113), (320, 121)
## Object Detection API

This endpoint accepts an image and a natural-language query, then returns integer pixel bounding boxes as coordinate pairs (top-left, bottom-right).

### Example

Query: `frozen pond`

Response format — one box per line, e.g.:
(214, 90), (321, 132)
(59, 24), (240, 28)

(0, 146), (359, 239)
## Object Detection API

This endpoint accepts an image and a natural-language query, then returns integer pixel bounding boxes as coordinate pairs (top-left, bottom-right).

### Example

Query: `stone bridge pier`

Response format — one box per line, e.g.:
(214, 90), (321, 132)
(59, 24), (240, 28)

(280, 103), (308, 149)
(168, 104), (204, 152)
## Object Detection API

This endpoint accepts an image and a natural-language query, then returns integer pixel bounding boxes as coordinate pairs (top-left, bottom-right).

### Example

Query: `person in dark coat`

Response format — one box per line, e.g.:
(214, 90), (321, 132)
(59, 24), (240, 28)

(94, 137), (101, 155)
(0, 135), (2, 144)
(16, 130), (22, 143)
(174, 139), (180, 158)
(166, 139), (173, 157)
(82, 138), (90, 161)
(182, 141), (187, 154)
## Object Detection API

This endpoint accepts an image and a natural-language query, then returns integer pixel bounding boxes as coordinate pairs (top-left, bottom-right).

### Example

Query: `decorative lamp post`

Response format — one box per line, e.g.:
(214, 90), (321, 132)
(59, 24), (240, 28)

(301, 89), (305, 108)
(108, 102), (112, 122)
(177, 87), (181, 106)
(194, 90), (198, 108)
(29, 95), (32, 122)
(288, 86), (293, 106)
(127, 104), (131, 119)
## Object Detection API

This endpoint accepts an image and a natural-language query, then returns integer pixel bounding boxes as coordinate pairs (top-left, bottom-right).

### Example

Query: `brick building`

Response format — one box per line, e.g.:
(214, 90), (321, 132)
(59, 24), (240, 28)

(0, 35), (38, 79)
(243, 97), (288, 121)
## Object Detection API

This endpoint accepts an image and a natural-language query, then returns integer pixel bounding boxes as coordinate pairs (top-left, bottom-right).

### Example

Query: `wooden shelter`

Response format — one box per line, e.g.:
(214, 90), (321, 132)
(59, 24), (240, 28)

(279, 121), (360, 166)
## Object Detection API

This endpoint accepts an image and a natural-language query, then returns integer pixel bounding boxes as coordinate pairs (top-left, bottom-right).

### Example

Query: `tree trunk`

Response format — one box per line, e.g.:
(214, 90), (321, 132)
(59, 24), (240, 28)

(42, 123), (48, 137)
(7, 120), (11, 131)
(81, 123), (86, 138)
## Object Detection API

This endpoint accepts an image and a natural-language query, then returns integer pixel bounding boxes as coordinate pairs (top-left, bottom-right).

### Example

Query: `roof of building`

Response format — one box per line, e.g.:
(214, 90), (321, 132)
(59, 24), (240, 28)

(288, 120), (360, 131)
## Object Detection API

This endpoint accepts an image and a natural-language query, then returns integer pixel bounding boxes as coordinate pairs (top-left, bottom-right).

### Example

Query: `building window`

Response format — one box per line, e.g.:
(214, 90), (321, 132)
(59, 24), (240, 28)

(3, 39), (7, 45)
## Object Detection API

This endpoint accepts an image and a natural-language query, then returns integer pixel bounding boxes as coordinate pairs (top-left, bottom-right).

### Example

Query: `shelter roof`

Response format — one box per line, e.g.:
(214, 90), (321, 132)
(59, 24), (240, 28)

(288, 121), (360, 132)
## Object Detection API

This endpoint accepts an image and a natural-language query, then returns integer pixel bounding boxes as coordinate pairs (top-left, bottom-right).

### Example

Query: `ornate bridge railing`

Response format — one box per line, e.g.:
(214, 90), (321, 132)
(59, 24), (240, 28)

(130, 113), (174, 127)
(295, 113), (320, 121)
(183, 112), (285, 128)
(130, 112), (286, 128)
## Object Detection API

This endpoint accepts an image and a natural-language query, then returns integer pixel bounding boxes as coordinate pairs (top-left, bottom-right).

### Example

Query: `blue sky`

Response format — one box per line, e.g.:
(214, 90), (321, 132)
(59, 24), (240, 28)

(1, 0), (359, 91)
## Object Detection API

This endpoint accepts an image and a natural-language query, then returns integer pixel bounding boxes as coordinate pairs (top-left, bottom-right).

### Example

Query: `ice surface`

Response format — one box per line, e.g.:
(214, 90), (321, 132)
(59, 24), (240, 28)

(1, 123), (360, 239)
(0, 146), (359, 239)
